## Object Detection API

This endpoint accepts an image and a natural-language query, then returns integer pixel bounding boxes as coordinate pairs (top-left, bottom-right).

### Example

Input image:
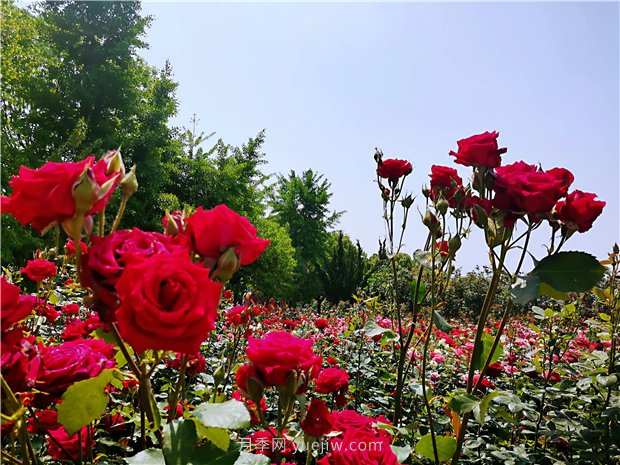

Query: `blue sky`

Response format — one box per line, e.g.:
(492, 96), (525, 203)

(140, 1), (619, 272)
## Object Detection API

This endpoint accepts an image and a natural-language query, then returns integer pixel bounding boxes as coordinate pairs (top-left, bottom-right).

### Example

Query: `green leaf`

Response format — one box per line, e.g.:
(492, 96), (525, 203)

(57, 369), (114, 435)
(125, 449), (166, 465)
(192, 400), (251, 430)
(391, 444), (412, 463)
(363, 320), (391, 338)
(191, 417), (230, 452)
(411, 279), (427, 305)
(232, 453), (271, 465)
(510, 275), (541, 304)
(474, 332), (503, 371)
(189, 441), (240, 465)
(474, 391), (500, 425)
(532, 251), (606, 293)
(538, 283), (570, 300)
(432, 310), (452, 333)
(413, 249), (432, 269)
(415, 434), (457, 462)
(163, 419), (198, 465)
(448, 394), (479, 414)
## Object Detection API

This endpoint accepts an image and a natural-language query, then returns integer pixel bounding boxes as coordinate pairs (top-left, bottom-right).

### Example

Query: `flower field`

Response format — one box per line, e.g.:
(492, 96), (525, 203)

(1, 132), (618, 465)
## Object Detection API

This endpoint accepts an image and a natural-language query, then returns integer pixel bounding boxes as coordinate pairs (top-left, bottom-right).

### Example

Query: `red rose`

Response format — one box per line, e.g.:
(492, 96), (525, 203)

(82, 228), (188, 321)
(245, 428), (295, 460)
(376, 159), (412, 181)
(186, 204), (270, 266)
(429, 165), (464, 207)
(330, 410), (392, 440)
(21, 258), (57, 282)
(60, 319), (88, 341)
(236, 363), (263, 399)
(1, 152), (123, 234)
(115, 252), (223, 354)
(315, 367), (350, 394)
(314, 318), (329, 330)
(245, 331), (322, 388)
(301, 398), (333, 438)
(1, 337), (41, 393)
(27, 409), (60, 434)
(61, 303), (81, 316)
(493, 161), (574, 220)
(47, 426), (94, 460)
(449, 131), (507, 168)
(162, 210), (186, 235)
(555, 190), (605, 232)
(1, 277), (34, 330)
(65, 239), (88, 257)
(225, 306), (251, 326)
(165, 352), (207, 376)
(435, 240), (456, 259)
(37, 339), (115, 402)
(319, 427), (399, 465)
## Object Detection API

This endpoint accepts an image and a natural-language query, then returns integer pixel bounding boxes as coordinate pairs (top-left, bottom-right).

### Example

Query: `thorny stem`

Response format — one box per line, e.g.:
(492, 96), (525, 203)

(110, 195), (128, 233)
(167, 354), (188, 423)
(26, 405), (79, 465)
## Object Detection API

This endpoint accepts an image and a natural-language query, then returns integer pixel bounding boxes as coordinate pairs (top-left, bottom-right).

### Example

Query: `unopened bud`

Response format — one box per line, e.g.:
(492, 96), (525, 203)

(436, 199), (449, 216)
(422, 186), (431, 199)
(103, 148), (125, 177)
(401, 194), (414, 209)
(448, 235), (461, 256)
(213, 247), (241, 284)
(374, 148), (383, 165)
(120, 165), (138, 197)
(423, 210), (440, 233)
(73, 168), (100, 216)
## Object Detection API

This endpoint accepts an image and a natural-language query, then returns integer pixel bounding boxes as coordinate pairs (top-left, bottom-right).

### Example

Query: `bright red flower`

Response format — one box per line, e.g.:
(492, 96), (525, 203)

(225, 306), (251, 326)
(65, 239), (88, 257)
(61, 303), (81, 316)
(1, 277), (34, 330)
(37, 339), (115, 402)
(555, 190), (605, 232)
(115, 252), (222, 354)
(493, 161), (573, 223)
(245, 428), (295, 460)
(302, 398), (333, 437)
(1, 152), (122, 234)
(47, 426), (94, 460)
(449, 131), (507, 168)
(185, 204), (270, 266)
(81, 228), (188, 321)
(245, 331), (322, 389)
(315, 367), (350, 394)
(429, 165), (464, 207)
(376, 159), (412, 181)
(314, 318), (329, 330)
(21, 258), (57, 282)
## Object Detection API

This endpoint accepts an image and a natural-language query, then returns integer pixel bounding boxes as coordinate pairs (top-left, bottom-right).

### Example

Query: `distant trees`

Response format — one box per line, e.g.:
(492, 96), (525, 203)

(268, 170), (344, 303)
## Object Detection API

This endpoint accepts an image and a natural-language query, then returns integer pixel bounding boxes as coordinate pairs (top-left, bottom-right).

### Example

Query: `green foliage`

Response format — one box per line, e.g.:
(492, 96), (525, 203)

(473, 332), (504, 371)
(316, 231), (367, 305)
(57, 369), (115, 435)
(269, 169), (343, 302)
(191, 400), (251, 430)
(231, 217), (297, 300)
(163, 419), (198, 465)
(415, 434), (457, 462)
(512, 252), (606, 304)
(125, 449), (166, 465)
(364, 253), (416, 304)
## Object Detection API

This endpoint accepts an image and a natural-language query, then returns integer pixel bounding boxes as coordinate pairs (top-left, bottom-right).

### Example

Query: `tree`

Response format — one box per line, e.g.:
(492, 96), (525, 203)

(316, 231), (367, 307)
(269, 169), (343, 302)
(1, 0), (182, 261)
(229, 218), (297, 300)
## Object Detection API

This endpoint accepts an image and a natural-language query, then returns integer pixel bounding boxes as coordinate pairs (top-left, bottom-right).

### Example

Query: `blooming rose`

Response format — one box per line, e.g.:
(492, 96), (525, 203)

(65, 239), (88, 257)
(315, 367), (350, 394)
(330, 410), (392, 441)
(1, 152), (123, 234)
(27, 409), (60, 434)
(376, 159), (413, 181)
(245, 331), (322, 388)
(555, 190), (606, 232)
(429, 165), (464, 207)
(1, 336), (41, 393)
(245, 428), (295, 460)
(236, 363), (263, 399)
(37, 339), (115, 401)
(301, 398), (333, 438)
(165, 351), (207, 375)
(225, 306), (251, 326)
(450, 131), (507, 168)
(61, 303), (81, 316)
(185, 204), (270, 266)
(21, 258), (57, 282)
(314, 318), (329, 330)
(81, 228), (187, 321)
(1, 277), (34, 330)
(493, 161), (573, 223)
(318, 427), (399, 465)
(47, 426), (94, 460)
(115, 252), (223, 353)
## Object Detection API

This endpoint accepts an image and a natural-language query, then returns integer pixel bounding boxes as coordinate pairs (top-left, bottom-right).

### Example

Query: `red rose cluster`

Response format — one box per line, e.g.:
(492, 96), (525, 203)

(428, 131), (605, 231)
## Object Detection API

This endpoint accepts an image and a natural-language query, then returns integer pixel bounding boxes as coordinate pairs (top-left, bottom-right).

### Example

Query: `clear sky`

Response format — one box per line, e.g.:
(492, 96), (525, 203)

(139, 1), (619, 272)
